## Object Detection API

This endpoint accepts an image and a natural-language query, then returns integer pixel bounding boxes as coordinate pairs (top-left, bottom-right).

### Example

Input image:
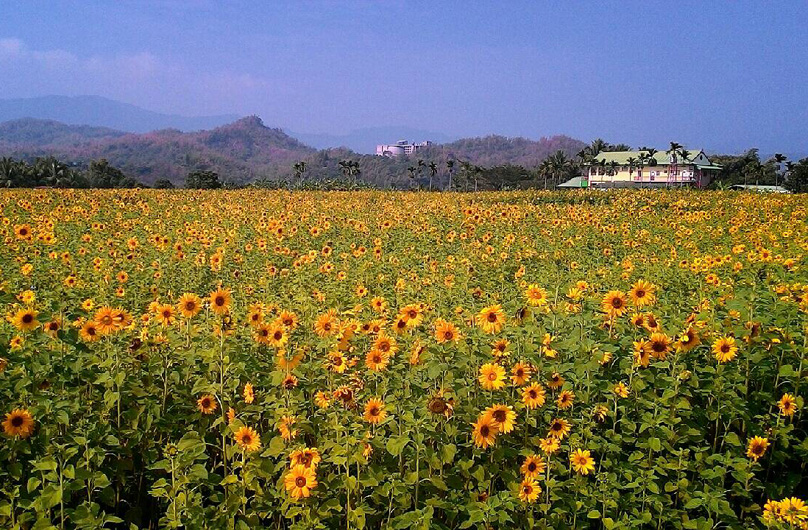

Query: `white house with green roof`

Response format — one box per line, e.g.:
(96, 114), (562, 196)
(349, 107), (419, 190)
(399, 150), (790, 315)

(584, 149), (721, 188)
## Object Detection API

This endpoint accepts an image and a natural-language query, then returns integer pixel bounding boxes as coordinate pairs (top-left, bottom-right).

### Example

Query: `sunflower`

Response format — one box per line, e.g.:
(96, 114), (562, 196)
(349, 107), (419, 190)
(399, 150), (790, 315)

(613, 382), (629, 398)
(633, 340), (650, 367)
(491, 339), (510, 358)
(398, 304), (424, 328)
(471, 415), (499, 449)
(279, 415), (298, 441)
(477, 304), (505, 334)
(79, 320), (101, 342)
(556, 390), (575, 410)
(484, 404), (517, 434)
(197, 394), (218, 415)
(645, 332), (672, 360)
(601, 290), (628, 317)
(284, 464), (317, 500)
(628, 280), (656, 307)
(363, 398), (387, 424)
(676, 326), (701, 352)
(11, 308), (40, 332)
(314, 390), (331, 409)
(290, 447), (321, 469)
(43, 319), (61, 337)
(365, 349), (389, 372)
(14, 224), (32, 240)
(539, 437), (560, 454)
(3, 408), (35, 438)
(370, 296), (387, 313)
(520, 454), (546, 479)
(511, 362), (531, 386)
(282, 374), (298, 390)
(93, 306), (117, 335)
(746, 436), (769, 461)
(547, 418), (571, 439)
(154, 304), (176, 326)
(630, 313), (646, 328)
(522, 383), (546, 409)
(234, 426), (262, 452)
(327, 351), (348, 374)
(372, 333), (398, 356)
(712, 336), (738, 363)
(209, 287), (231, 316)
(778, 497), (808, 525)
(570, 449), (596, 475)
(547, 372), (565, 390)
(525, 284), (548, 306)
(266, 322), (288, 348)
(314, 312), (338, 337)
(518, 477), (541, 503)
(279, 310), (299, 329)
(434, 319), (462, 344)
(478, 363), (506, 391)
(178, 293), (202, 318)
(778, 393), (798, 417)
(427, 392), (455, 419)
(243, 382), (255, 404)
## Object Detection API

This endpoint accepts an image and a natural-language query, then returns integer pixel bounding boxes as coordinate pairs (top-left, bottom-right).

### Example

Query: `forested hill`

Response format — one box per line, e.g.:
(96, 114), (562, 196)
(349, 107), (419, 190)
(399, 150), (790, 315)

(0, 116), (585, 186)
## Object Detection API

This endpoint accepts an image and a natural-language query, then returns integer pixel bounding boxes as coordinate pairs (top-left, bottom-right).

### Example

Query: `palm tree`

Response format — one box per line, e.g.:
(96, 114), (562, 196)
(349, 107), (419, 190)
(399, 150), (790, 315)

(446, 159), (455, 190)
(666, 142), (683, 185)
(339, 160), (351, 182)
(607, 161), (619, 188)
(292, 161), (307, 188)
(407, 166), (417, 188)
(626, 156), (637, 181)
(637, 152), (649, 183)
(772, 153), (787, 186)
(0, 157), (19, 188)
(589, 138), (608, 157)
(538, 158), (552, 190)
(428, 162), (438, 191)
(349, 160), (361, 187)
(547, 150), (571, 188)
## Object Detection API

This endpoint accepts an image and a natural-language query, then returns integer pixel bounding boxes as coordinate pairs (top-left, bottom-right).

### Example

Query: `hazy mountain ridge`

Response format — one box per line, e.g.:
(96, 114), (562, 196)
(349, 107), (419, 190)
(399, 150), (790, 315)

(0, 95), (240, 133)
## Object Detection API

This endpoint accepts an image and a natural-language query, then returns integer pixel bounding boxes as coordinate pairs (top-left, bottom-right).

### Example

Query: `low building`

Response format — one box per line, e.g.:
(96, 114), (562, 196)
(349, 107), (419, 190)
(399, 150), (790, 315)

(730, 185), (790, 193)
(376, 140), (432, 157)
(585, 149), (721, 188)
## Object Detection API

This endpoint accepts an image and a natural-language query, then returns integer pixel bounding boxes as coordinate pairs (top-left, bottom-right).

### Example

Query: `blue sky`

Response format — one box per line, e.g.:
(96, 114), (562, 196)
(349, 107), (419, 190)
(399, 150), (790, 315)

(1, 1), (806, 152)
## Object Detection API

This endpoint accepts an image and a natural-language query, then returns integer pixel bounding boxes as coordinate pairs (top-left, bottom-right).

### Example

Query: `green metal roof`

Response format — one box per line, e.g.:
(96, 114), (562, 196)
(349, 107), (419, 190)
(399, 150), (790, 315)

(557, 176), (587, 188)
(591, 149), (708, 166)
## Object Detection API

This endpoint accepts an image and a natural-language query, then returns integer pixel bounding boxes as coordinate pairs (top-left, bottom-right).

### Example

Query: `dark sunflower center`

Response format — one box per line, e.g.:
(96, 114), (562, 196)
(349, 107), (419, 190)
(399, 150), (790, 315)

(493, 410), (506, 422)
(215, 296), (225, 306)
(22, 314), (33, 323)
(612, 299), (623, 308)
(11, 416), (23, 427)
(480, 425), (490, 436)
(487, 313), (497, 322)
(295, 476), (306, 487)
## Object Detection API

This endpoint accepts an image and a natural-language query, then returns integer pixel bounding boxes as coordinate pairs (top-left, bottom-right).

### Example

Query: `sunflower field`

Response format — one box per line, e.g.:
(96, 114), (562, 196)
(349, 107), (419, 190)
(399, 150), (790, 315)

(1, 189), (807, 529)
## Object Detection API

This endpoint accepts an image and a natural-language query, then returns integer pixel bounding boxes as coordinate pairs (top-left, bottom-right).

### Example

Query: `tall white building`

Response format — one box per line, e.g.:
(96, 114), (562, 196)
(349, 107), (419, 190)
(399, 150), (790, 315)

(376, 140), (432, 157)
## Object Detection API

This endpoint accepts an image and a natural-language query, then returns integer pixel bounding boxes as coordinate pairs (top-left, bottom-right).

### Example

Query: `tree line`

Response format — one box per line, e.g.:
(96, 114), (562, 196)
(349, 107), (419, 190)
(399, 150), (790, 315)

(2, 143), (807, 192)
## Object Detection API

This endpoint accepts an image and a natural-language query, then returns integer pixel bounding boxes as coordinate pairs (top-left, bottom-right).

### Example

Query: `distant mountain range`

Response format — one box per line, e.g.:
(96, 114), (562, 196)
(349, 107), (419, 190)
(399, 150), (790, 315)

(0, 96), (240, 133)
